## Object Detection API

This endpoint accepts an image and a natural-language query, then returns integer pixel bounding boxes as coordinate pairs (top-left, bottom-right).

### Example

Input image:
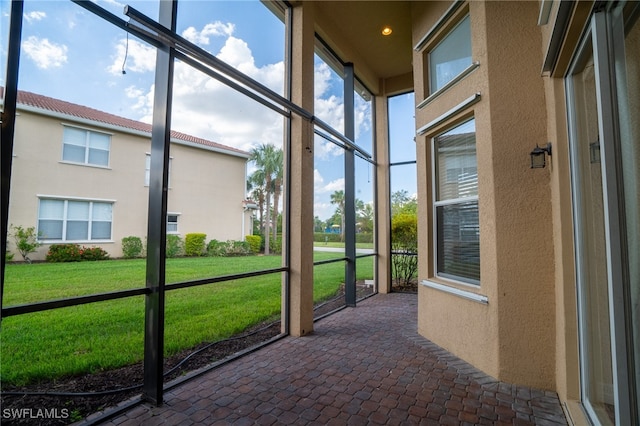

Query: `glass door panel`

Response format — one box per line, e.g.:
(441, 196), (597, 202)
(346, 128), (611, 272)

(614, 2), (640, 419)
(569, 38), (616, 425)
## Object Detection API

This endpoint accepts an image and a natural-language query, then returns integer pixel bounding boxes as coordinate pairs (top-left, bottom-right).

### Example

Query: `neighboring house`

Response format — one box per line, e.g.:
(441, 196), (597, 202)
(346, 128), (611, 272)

(6, 91), (254, 260)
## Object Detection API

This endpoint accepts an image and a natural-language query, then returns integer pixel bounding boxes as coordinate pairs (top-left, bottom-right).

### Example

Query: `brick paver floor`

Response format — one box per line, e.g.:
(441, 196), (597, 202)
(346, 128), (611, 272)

(91, 293), (567, 425)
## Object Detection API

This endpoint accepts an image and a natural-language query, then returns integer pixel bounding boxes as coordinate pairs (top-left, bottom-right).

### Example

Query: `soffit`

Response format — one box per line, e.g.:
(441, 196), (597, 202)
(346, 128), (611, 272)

(311, 1), (414, 91)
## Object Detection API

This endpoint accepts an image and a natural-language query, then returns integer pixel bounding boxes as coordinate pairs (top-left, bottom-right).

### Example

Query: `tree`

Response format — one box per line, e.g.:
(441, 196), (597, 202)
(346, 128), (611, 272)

(249, 144), (282, 255)
(330, 190), (346, 242)
(10, 225), (42, 263)
(391, 190), (417, 217)
(357, 202), (374, 233)
(247, 172), (266, 235)
(391, 189), (410, 217)
(270, 149), (284, 244)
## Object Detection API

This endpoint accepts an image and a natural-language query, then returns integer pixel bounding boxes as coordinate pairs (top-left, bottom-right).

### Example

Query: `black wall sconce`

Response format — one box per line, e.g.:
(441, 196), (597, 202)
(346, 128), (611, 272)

(530, 143), (552, 168)
(590, 140), (601, 163)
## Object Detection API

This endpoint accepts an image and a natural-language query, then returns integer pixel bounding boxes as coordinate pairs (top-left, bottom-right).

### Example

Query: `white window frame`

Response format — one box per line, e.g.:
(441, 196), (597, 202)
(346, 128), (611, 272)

(428, 14), (473, 94)
(61, 125), (111, 168)
(37, 196), (114, 242)
(167, 213), (179, 234)
(432, 118), (480, 286)
(145, 153), (172, 187)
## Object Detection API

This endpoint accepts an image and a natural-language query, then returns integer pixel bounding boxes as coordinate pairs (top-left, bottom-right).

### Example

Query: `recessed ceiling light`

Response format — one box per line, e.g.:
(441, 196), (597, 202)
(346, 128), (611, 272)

(381, 26), (392, 36)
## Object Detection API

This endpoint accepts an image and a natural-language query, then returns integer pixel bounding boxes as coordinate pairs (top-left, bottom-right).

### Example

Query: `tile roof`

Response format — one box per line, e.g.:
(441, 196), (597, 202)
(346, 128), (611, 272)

(13, 90), (250, 157)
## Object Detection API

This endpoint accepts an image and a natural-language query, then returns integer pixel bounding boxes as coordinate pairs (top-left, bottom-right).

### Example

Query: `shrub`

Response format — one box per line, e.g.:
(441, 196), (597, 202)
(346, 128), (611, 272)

(207, 239), (252, 257)
(81, 246), (110, 261)
(121, 236), (143, 259)
(166, 235), (183, 258)
(245, 235), (261, 254)
(227, 240), (251, 256)
(5, 251), (15, 263)
(185, 233), (207, 257)
(10, 225), (42, 263)
(46, 244), (110, 262)
(269, 236), (282, 254)
(356, 233), (373, 244)
(46, 244), (83, 262)
(207, 239), (226, 257)
(391, 213), (418, 286)
(313, 233), (342, 243)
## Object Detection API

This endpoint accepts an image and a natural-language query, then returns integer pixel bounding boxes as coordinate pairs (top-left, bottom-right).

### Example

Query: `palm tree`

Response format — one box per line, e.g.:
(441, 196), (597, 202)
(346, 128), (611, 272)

(330, 190), (346, 242)
(270, 149), (284, 245)
(250, 144), (280, 255)
(357, 200), (373, 233)
(247, 172), (266, 234)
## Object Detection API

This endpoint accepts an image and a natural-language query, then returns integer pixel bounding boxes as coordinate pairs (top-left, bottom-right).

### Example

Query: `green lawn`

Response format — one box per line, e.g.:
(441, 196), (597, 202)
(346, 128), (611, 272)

(313, 241), (374, 249)
(1, 253), (373, 386)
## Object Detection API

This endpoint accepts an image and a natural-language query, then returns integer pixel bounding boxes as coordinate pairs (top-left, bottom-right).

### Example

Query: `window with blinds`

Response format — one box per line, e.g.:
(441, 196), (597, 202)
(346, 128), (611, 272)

(433, 118), (480, 284)
(38, 198), (113, 241)
(62, 126), (111, 167)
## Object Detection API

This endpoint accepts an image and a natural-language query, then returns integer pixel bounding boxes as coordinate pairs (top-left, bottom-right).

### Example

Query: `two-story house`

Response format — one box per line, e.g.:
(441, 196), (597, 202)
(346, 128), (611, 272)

(6, 91), (253, 260)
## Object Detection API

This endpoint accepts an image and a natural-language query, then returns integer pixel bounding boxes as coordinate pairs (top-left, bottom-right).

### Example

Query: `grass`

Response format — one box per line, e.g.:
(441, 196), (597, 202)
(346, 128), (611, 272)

(313, 241), (374, 249)
(1, 253), (373, 386)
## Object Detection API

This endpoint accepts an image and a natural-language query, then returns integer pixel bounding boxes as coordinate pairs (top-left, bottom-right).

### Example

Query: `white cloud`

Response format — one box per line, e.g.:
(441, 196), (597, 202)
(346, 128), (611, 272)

(314, 170), (344, 219)
(22, 36), (68, 69)
(314, 134), (342, 161)
(182, 22), (235, 45)
(108, 38), (156, 75)
(314, 170), (344, 195)
(323, 178), (345, 194)
(24, 11), (46, 23)
(314, 169), (325, 192)
(314, 62), (332, 98)
(100, 0), (126, 9)
(124, 85), (152, 116)
(121, 31), (285, 153)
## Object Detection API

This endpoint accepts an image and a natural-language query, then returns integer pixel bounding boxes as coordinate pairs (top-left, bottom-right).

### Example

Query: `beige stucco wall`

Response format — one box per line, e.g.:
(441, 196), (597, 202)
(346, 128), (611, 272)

(414, 1), (556, 390)
(7, 108), (250, 260)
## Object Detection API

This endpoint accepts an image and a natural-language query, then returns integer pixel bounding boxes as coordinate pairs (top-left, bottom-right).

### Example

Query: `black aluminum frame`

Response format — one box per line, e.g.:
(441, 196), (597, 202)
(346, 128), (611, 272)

(0, 0), (379, 408)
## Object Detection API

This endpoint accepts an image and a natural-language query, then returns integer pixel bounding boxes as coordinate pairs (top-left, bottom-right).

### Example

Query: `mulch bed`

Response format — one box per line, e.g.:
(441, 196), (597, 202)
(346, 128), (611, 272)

(1, 285), (385, 425)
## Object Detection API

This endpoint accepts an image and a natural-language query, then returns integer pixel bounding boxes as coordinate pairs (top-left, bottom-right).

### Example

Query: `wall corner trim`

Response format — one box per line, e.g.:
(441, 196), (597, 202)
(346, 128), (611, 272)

(420, 280), (489, 304)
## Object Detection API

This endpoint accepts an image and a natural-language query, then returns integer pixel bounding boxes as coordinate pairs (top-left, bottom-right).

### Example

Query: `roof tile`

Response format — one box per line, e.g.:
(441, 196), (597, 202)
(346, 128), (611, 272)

(14, 90), (249, 156)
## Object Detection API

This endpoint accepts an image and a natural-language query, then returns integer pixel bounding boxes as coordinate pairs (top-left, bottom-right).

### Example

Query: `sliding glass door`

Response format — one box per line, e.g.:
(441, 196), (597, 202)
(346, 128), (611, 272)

(567, 2), (639, 425)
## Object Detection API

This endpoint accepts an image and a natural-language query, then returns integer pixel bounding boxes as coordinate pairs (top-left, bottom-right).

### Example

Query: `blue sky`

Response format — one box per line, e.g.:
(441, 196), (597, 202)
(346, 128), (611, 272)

(1, 0), (416, 221)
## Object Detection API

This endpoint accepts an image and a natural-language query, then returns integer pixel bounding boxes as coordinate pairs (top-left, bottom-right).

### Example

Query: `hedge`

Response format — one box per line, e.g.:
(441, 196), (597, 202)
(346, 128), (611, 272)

(313, 232), (373, 244)
(46, 244), (110, 262)
(245, 235), (261, 254)
(185, 233), (207, 256)
(166, 235), (183, 258)
(121, 236), (143, 258)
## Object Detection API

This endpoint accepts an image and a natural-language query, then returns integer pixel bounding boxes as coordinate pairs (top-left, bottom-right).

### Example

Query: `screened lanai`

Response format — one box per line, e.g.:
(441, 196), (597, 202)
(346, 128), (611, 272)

(0, 0), (417, 416)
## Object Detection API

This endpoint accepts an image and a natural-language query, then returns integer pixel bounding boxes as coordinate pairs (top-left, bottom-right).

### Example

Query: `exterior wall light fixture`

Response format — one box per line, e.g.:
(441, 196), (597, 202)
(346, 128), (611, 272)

(382, 26), (392, 36)
(589, 139), (601, 163)
(530, 142), (552, 168)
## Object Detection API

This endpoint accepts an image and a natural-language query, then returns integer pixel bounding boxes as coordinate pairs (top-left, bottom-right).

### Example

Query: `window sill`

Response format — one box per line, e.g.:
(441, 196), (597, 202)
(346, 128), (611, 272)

(39, 240), (114, 244)
(59, 161), (111, 170)
(420, 279), (488, 305)
(417, 62), (480, 110)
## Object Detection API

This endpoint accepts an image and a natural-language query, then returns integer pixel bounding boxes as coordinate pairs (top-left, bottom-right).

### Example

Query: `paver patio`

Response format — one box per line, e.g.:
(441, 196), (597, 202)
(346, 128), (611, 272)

(88, 293), (567, 425)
